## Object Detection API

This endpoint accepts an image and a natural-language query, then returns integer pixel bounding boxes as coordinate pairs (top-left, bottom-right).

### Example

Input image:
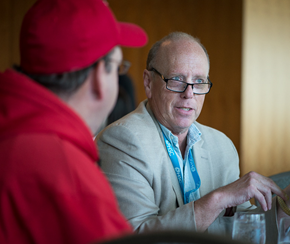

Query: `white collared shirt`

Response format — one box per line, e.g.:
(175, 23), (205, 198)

(159, 123), (202, 203)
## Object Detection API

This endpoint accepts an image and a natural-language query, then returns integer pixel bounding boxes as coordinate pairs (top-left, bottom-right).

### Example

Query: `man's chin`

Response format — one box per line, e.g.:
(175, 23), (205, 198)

(171, 123), (193, 136)
(175, 118), (196, 129)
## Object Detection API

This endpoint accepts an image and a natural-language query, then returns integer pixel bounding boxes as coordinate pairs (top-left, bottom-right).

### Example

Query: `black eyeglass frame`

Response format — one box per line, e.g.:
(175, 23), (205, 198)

(149, 67), (212, 95)
(107, 59), (131, 75)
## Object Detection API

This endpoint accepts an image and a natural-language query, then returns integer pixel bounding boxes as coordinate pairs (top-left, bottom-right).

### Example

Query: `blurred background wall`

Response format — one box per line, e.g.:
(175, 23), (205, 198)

(0, 0), (289, 177)
(242, 0), (290, 176)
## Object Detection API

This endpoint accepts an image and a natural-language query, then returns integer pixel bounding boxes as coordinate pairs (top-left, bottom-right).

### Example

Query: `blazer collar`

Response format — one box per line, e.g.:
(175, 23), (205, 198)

(146, 101), (184, 206)
(192, 140), (212, 198)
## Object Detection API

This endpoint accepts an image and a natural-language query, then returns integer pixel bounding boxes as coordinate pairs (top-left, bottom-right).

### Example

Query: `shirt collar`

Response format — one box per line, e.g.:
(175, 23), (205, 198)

(159, 123), (202, 148)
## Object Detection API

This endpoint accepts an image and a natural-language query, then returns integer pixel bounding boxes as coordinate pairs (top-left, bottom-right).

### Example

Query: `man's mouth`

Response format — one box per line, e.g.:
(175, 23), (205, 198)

(179, 107), (192, 111)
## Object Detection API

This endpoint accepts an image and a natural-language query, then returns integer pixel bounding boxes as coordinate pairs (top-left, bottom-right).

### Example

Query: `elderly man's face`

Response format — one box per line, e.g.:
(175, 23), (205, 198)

(145, 39), (209, 135)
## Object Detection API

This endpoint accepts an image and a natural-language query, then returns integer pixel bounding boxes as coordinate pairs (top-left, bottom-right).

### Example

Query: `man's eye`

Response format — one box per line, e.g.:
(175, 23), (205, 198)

(171, 76), (183, 81)
(195, 79), (205, 83)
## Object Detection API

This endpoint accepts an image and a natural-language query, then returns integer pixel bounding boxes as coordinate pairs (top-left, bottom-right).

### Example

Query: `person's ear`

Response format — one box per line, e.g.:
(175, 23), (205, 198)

(92, 60), (107, 100)
(143, 69), (152, 99)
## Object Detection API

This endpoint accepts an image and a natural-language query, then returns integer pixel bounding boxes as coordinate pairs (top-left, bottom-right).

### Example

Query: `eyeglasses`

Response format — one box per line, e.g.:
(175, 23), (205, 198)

(108, 59), (131, 75)
(149, 67), (212, 95)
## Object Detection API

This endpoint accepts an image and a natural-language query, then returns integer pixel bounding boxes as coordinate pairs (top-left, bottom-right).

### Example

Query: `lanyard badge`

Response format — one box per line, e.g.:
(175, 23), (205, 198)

(163, 132), (201, 204)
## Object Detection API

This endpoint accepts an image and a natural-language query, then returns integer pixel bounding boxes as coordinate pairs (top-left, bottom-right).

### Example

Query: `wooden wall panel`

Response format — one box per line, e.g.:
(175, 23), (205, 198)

(109, 0), (243, 153)
(0, 0), (12, 71)
(0, 0), (36, 72)
(242, 0), (290, 176)
(10, 0), (37, 66)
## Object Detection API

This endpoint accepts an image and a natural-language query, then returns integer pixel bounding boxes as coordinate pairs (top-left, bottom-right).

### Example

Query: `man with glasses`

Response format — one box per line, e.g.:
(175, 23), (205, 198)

(97, 32), (289, 242)
(0, 0), (147, 243)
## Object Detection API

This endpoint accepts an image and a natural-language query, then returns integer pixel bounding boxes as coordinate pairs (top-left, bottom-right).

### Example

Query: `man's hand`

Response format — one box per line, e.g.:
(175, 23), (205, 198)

(218, 171), (287, 211)
(195, 171), (287, 232)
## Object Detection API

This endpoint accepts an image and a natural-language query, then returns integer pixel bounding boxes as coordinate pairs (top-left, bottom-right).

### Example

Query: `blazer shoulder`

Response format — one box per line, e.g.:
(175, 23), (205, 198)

(194, 121), (236, 150)
(97, 100), (161, 146)
(112, 101), (152, 127)
(194, 121), (228, 136)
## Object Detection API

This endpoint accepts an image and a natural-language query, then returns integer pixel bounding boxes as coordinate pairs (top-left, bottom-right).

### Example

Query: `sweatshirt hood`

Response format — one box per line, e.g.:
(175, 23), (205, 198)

(0, 69), (98, 162)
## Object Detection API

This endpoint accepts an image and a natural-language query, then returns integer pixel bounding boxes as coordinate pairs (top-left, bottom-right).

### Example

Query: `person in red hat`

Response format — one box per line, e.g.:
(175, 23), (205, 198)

(0, 0), (147, 243)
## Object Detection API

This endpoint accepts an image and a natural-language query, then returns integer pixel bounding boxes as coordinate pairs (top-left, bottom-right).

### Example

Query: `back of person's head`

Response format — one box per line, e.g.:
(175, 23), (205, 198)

(18, 0), (147, 96)
(146, 32), (209, 71)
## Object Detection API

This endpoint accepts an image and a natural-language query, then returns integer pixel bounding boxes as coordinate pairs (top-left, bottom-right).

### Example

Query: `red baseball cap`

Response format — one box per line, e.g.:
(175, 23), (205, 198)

(20, 0), (148, 74)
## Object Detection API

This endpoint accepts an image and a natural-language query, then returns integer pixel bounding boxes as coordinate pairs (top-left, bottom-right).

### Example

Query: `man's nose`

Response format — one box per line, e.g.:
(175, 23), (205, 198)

(182, 84), (194, 98)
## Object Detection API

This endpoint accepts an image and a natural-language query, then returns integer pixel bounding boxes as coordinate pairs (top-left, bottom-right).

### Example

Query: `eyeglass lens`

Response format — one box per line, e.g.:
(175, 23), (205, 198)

(167, 80), (211, 94)
(118, 61), (131, 75)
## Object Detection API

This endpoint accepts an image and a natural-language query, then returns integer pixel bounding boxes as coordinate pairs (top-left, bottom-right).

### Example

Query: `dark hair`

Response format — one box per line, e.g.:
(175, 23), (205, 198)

(16, 50), (114, 97)
(146, 32), (210, 70)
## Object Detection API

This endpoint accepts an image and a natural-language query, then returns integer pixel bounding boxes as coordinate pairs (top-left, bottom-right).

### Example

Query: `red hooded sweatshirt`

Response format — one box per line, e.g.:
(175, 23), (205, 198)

(0, 69), (132, 244)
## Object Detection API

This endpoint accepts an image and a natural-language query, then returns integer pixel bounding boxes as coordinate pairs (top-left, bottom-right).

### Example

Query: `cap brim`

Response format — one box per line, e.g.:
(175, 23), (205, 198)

(118, 22), (148, 47)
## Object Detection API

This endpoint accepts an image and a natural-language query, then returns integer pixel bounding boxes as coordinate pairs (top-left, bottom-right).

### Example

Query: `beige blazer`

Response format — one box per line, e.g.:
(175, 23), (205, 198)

(97, 100), (277, 243)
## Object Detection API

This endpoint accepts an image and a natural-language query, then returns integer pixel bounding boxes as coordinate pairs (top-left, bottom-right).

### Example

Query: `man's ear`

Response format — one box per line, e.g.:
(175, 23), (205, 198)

(143, 69), (152, 99)
(92, 60), (107, 100)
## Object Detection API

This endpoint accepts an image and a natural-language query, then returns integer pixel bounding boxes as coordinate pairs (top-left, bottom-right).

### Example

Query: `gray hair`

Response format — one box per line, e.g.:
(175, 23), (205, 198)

(146, 32), (210, 70)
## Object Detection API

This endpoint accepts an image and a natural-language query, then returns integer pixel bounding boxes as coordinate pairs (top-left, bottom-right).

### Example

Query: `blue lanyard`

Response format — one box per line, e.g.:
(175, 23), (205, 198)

(162, 132), (201, 204)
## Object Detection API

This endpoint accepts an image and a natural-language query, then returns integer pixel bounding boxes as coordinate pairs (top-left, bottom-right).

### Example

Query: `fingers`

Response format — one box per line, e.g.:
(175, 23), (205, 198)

(221, 171), (287, 212)
(250, 172), (273, 210)
(254, 189), (267, 211)
(266, 179), (288, 201)
(243, 172), (271, 211)
(256, 185), (272, 211)
(246, 171), (288, 210)
(254, 172), (287, 201)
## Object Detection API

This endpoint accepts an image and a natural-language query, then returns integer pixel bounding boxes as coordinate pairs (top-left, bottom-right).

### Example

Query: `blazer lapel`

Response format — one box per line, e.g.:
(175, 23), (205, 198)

(192, 139), (214, 197)
(167, 156), (184, 206)
(146, 102), (184, 207)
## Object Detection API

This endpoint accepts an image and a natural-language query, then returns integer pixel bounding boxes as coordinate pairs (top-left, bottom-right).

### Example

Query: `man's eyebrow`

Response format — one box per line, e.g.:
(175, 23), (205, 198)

(168, 73), (207, 80)
(194, 76), (208, 80)
(168, 73), (185, 78)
